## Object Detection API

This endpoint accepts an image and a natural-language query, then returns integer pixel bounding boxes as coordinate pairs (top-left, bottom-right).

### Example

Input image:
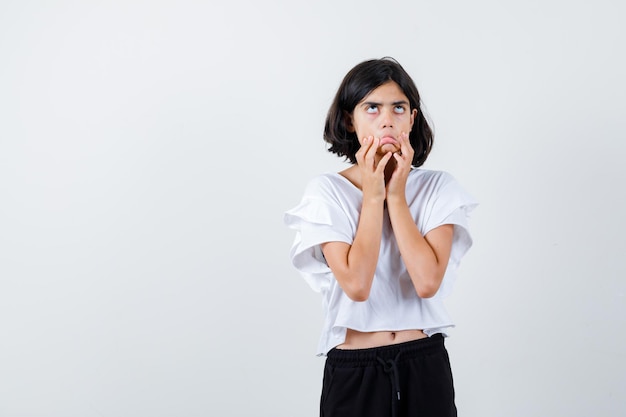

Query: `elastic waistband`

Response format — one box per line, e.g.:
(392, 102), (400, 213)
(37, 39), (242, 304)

(326, 333), (445, 367)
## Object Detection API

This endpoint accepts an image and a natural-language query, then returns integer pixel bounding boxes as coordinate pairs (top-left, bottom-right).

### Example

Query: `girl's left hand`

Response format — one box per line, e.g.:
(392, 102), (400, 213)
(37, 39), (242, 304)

(386, 132), (414, 201)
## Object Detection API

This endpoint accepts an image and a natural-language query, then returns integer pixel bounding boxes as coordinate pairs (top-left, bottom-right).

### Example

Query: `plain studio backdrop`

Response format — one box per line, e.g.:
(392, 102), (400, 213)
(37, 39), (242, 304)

(1, 1), (624, 416)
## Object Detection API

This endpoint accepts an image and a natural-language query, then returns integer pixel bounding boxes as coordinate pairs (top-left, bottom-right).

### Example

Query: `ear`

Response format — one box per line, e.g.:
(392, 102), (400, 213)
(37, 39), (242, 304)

(343, 111), (355, 133)
(409, 108), (418, 130)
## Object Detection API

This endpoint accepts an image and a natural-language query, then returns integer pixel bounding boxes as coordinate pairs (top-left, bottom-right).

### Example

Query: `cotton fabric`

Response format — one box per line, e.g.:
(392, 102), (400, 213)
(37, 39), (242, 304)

(284, 169), (477, 355)
(321, 334), (456, 417)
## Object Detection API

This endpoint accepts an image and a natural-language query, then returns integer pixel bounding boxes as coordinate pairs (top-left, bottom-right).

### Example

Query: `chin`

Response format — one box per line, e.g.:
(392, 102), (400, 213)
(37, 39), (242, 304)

(379, 143), (399, 153)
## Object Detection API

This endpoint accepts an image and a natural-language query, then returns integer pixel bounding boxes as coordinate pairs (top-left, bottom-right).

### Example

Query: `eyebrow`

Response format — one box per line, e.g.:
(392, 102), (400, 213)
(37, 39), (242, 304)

(361, 100), (410, 107)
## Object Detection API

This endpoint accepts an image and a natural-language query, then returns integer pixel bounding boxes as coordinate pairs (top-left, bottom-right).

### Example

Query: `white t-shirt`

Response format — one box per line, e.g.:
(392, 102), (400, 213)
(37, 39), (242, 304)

(284, 168), (478, 356)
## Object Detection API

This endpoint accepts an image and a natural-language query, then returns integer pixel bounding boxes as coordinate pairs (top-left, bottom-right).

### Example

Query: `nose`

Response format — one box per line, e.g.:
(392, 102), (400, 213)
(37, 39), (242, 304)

(380, 107), (394, 128)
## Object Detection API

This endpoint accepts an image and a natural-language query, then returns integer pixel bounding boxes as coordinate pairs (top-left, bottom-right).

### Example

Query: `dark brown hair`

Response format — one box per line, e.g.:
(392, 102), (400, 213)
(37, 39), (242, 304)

(323, 57), (433, 166)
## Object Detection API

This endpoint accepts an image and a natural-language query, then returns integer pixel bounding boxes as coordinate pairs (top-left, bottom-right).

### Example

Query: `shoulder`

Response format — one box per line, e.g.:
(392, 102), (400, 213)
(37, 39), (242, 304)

(304, 173), (339, 189)
(407, 168), (476, 205)
(407, 168), (457, 190)
(408, 168), (478, 211)
(302, 173), (356, 200)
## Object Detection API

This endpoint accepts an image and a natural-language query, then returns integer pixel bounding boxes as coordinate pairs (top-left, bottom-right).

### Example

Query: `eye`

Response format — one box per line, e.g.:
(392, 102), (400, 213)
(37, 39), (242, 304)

(394, 105), (406, 114)
(366, 105), (378, 114)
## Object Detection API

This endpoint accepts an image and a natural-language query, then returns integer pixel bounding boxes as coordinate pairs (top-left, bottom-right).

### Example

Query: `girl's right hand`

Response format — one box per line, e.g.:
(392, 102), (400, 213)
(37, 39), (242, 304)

(354, 136), (392, 203)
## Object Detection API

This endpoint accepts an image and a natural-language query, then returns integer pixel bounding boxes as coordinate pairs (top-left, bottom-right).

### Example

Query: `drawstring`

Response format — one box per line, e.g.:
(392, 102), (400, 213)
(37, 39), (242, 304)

(377, 351), (402, 417)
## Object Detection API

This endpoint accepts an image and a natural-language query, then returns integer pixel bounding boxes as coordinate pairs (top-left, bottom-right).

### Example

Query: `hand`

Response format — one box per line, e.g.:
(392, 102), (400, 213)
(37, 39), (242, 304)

(355, 136), (393, 203)
(386, 132), (414, 201)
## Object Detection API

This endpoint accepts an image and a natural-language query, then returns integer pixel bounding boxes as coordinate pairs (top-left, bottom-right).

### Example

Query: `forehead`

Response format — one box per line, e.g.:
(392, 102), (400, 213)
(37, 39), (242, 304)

(359, 81), (408, 103)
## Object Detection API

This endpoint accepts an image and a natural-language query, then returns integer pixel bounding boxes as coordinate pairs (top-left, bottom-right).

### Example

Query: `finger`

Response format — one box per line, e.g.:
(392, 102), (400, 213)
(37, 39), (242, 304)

(399, 132), (414, 160)
(392, 152), (408, 167)
(355, 136), (372, 164)
(364, 137), (379, 165)
(360, 136), (375, 154)
(375, 151), (393, 173)
(393, 150), (412, 170)
(367, 136), (379, 154)
(399, 132), (411, 150)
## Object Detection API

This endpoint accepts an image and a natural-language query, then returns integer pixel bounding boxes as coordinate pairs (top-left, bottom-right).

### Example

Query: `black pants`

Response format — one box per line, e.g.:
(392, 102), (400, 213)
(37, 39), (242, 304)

(320, 334), (457, 417)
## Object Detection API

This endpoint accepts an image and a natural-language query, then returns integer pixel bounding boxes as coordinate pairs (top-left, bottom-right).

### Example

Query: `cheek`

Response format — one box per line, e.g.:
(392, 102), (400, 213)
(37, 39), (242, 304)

(352, 118), (376, 139)
(400, 116), (413, 131)
(356, 130), (375, 144)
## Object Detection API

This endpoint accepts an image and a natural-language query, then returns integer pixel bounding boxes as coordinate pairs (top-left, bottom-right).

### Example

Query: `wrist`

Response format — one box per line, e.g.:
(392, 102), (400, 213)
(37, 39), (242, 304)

(362, 195), (386, 206)
(385, 194), (407, 207)
(361, 187), (386, 205)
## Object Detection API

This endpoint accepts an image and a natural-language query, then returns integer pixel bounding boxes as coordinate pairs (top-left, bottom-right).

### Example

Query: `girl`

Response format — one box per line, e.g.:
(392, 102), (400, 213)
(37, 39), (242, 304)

(284, 57), (477, 417)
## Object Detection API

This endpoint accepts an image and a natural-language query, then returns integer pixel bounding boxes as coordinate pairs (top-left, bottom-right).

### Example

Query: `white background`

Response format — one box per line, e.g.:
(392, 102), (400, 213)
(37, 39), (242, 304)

(1, 1), (625, 416)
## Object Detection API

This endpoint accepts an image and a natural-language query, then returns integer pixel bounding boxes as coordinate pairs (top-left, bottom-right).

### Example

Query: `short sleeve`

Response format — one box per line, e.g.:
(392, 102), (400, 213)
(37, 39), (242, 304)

(284, 194), (353, 292)
(423, 174), (478, 297)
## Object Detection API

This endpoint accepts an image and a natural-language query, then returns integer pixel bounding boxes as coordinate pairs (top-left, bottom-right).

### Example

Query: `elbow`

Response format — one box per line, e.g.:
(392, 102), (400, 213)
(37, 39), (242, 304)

(414, 277), (443, 299)
(336, 270), (373, 302)
(345, 286), (371, 302)
(416, 285), (438, 299)
(409, 265), (445, 299)
(343, 281), (371, 302)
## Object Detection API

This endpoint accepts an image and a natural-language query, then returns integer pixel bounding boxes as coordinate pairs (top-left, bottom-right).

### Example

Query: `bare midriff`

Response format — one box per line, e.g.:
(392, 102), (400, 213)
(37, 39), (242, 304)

(336, 329), (427, 350)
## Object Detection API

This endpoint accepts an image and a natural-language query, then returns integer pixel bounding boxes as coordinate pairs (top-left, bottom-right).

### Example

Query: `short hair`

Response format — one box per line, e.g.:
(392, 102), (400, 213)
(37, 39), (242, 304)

(323, 57), (433, 166)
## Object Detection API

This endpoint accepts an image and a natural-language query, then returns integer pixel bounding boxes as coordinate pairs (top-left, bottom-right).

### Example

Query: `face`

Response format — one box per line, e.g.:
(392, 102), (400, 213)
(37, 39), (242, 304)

(347, 81), (418, 156)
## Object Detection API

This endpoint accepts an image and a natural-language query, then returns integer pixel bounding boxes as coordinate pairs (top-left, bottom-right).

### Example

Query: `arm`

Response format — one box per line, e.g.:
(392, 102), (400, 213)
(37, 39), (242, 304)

(386, 133), (454, 298)
(321, 137), (392, 302)
(387, 205), (453, 298)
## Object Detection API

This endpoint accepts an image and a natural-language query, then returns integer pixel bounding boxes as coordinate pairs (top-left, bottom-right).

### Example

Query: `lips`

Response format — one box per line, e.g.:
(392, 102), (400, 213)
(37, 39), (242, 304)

(380, 136), (397, 145)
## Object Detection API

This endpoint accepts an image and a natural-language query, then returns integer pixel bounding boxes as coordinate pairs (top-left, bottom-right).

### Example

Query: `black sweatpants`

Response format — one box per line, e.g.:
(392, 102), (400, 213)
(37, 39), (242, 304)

(320, 334), (457, 417)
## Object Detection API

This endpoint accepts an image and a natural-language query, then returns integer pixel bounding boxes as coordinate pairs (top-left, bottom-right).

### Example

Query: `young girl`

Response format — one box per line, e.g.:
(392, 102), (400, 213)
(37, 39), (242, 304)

(284, 57), (477, 417)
